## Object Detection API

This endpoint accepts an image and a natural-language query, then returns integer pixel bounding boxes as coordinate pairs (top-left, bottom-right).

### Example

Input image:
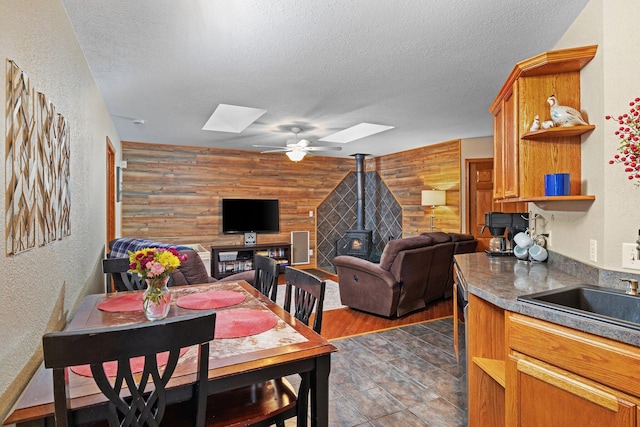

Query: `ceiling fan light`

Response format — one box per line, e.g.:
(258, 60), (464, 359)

(286, 150), (306, 162)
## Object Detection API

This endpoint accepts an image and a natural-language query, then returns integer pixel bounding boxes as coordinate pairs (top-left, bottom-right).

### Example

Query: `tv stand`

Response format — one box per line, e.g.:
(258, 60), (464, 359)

(211, 242), (291, 280)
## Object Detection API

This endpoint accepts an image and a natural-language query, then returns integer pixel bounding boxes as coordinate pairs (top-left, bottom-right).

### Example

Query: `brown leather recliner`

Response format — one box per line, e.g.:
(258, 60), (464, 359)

(333, 232), (478, 318)
(333, 235), (436, 317)
(420, 232), (478, 299)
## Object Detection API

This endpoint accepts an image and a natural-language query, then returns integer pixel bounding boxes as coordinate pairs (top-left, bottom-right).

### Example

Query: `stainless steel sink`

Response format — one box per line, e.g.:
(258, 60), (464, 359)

(517, 285), (640, 331)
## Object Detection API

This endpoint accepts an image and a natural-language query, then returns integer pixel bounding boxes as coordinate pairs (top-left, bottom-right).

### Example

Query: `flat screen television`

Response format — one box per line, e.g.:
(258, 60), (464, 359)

(222, 198), (280, 234)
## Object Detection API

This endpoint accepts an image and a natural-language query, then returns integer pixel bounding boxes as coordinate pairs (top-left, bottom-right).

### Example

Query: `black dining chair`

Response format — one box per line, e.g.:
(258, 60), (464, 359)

(173, 267), (326, 427)
(102, 257), (145, 292)
(42, 311), (216, 427)
(252, 254), (279, 302)
(282, 266), (326, 335)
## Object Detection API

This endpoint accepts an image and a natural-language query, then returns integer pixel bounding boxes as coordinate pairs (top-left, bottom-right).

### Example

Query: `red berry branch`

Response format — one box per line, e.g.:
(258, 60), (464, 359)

(606, 97), (640, 186)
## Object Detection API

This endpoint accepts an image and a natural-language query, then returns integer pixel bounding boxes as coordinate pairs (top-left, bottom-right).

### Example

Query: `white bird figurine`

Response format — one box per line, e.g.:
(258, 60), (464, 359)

(547, 95), (588, 127)
(529, 115), (540, 131)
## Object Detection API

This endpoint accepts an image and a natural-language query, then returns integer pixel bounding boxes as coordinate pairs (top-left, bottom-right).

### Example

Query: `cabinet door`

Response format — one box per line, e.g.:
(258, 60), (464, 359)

(514, 355), (636, 427)
(502, 83), (519, 198)
(493, 102), (505, 200)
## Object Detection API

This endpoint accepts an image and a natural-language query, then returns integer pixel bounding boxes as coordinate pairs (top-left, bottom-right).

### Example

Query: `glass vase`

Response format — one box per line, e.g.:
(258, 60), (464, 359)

(143, 277), (171, 321)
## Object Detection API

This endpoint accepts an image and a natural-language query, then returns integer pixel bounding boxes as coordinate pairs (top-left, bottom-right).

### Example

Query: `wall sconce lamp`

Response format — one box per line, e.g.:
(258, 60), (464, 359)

(421, 189), (446, 232)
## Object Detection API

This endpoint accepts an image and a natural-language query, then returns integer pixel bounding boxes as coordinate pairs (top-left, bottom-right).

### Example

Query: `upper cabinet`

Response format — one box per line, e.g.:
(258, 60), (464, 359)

(489, 45), (598, 204)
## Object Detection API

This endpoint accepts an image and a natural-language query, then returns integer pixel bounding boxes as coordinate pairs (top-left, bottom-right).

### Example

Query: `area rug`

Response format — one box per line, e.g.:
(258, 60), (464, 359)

(276, 279), (346, 311)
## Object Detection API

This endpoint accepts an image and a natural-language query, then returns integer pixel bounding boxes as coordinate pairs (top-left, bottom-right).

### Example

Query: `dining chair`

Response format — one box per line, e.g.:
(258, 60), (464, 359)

(102, 257), (145, 292)
(42, 311), (217, 427)
(169, 267), (326, 427)
(278, 267), (327, 426)
(252, 254), (279, 302)
(282, 266), (326, 334)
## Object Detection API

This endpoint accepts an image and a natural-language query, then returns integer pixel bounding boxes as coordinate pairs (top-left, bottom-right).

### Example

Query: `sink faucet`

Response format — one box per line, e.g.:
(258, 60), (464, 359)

(621, 278), (639, 295)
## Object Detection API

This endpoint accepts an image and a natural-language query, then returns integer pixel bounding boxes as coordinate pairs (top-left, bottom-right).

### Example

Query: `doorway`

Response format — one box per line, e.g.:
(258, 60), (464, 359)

(467, 158), (528, 252)
(466, 158), (498, 252)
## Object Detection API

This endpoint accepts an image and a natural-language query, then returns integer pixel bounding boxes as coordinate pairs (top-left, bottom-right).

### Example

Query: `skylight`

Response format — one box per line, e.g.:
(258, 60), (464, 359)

(319, 123), (395, 143)
(202, 104), (267, 133)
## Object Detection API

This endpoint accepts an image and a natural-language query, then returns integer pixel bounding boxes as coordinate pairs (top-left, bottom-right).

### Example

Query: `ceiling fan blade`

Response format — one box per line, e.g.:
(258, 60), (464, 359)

(304, 146), (343, 152)
(253, 144), (288, 149)
(260, 148), (291, 153)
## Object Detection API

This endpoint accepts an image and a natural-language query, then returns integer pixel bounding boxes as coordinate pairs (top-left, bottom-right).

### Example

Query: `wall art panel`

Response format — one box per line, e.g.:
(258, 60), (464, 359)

(37, 93), (71, 244)
(5, 60), (71, 255)
(6, 60), (37, 255)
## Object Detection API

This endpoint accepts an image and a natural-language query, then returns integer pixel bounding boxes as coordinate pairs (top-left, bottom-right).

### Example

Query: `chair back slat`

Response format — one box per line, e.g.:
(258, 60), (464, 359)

(253, 255), (279, 302)
(43, 311), (216, 427)
(283, 267), (326, 334)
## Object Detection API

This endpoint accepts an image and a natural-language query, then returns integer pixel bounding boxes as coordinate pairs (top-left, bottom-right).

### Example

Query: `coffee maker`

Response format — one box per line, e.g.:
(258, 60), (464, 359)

(482, 212), (528, 255)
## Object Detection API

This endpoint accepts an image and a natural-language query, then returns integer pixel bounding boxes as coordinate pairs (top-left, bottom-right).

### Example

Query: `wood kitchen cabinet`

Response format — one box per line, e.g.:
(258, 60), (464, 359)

(506, 313), (640, 426)
(467, 294), (506, 427)
(489, 45), (598, 204)
(467, 296), (640, 426)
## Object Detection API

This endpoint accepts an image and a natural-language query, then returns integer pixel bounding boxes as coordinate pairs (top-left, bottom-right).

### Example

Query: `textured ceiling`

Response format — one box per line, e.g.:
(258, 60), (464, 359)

(61, 0), (589, 158)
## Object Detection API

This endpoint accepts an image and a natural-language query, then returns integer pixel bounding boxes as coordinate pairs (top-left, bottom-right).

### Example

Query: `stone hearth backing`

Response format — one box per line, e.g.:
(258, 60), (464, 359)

(317, 171), (402, 272)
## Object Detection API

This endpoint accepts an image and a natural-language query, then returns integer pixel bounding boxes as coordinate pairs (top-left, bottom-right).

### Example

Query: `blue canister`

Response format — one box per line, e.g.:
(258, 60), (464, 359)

(544, 173), (570, 196)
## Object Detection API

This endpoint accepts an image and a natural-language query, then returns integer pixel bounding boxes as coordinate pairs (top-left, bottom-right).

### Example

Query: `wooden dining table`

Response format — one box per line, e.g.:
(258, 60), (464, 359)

(3, 280), (337, 427)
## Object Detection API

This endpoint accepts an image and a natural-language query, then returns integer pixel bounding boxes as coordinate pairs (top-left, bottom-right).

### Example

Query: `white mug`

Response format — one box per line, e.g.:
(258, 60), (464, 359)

(513, 245), (529, 260)
(514, 232), (533, 248)
(528, 244), (548, 262)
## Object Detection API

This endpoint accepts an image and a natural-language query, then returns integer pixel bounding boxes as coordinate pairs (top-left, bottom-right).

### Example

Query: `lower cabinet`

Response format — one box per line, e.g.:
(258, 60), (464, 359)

(467, 296), (640, 426)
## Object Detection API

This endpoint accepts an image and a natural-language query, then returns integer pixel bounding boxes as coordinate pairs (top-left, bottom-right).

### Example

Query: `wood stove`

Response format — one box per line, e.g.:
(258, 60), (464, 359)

(335, 153), (373, 260)
(341, 229), (373, 259)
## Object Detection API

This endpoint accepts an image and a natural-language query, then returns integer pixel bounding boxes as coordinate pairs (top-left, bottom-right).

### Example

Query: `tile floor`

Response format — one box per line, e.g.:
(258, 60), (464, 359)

(287, 317), (467, 426)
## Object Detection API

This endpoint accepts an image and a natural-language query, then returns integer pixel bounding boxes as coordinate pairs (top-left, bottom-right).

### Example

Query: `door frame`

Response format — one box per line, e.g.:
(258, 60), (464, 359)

(106, 138), (116, 248)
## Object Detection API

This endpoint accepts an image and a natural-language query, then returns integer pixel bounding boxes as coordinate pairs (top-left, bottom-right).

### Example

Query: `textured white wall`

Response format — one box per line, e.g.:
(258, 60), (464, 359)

(530, 0), (640, 273)
(0, 0), (120, 418)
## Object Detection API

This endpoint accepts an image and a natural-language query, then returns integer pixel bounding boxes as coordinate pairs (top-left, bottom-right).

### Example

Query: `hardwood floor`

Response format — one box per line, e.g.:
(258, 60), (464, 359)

(320, 298), (453, 340)
(287, 267), (455, 340)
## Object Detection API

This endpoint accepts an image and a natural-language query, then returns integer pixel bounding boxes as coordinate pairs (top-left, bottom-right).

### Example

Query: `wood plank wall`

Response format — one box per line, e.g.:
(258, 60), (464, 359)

(121, 139), (462, 265)
(367, 140), (461, 235)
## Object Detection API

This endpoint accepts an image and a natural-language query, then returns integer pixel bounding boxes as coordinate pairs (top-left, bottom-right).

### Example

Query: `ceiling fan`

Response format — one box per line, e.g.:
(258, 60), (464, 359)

(253, 127), (342, 161)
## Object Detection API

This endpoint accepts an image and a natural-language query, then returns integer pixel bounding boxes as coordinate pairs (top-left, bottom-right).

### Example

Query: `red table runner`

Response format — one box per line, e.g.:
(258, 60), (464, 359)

(176, 290), (245, 310)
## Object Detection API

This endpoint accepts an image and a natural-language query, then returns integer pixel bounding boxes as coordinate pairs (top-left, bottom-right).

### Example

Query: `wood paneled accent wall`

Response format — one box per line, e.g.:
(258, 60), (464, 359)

(367, 140), (461, 235)
(121, 142), (354, 259)
(121, 139), (462, 263)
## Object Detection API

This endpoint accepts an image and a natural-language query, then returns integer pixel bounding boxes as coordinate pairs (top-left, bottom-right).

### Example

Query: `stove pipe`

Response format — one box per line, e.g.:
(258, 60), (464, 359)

(353, 153), (367, 230)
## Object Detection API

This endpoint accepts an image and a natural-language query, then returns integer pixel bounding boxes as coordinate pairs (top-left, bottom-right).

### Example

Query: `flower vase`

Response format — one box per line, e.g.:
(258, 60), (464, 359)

(143, 277), (171, 321)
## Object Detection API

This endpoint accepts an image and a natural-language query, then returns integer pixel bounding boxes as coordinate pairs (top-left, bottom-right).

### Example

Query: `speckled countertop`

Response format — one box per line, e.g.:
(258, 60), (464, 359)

(455, 252), (640, 347)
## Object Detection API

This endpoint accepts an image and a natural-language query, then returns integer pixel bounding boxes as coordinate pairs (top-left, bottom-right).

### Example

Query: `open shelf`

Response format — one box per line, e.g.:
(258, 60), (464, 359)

(473, 357), (506, 388)
(522, 125), (596, 140)
(211, 242), (291, 279)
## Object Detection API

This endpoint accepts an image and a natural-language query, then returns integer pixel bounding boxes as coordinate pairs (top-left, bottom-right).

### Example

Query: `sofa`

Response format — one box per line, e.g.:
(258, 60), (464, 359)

(332, 232), (477, 317)
(107, 238), (254, 291)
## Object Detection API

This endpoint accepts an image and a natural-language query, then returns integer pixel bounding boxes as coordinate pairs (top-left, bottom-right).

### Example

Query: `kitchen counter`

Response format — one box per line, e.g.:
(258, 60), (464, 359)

(455, 252), (640, 347)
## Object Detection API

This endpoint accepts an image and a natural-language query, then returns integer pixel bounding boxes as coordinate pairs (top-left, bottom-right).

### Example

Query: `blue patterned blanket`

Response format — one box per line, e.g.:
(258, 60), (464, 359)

(109, 238), (192, 259)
